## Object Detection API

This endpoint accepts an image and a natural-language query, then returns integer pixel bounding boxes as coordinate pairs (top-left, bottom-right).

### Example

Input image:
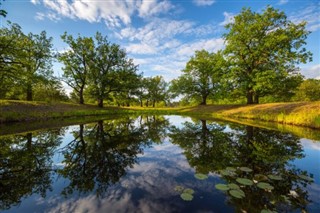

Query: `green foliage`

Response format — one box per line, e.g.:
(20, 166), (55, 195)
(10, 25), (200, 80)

(0, 22), (54, 101)
(294, 79), (320, 101)
(224, 6), (311, 104)
(58, 32), (94, 104)
(170, 50), (225, 105)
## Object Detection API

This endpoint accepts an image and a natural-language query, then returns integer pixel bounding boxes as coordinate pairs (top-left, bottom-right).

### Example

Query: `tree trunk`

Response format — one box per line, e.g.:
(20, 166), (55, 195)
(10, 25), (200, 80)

(246, 90), (253, 104)
(26, 84), (33, 101)
(140, 100), (143, 107)
(152, 100), (155, 107)
(26, 133), (32, 150)
(200, 94), (207, 105)
(98, 98), (103, 108)
(146, 100), (149, 107)
(79, 88), (84, 104)
(253, 94), (259, 104)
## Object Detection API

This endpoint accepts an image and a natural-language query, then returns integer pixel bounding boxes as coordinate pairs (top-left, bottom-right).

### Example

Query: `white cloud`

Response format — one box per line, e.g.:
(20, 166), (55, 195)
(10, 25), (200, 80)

(35, 12), (45, 21)
(126, 43), (157, 54)
(34, 0), (174, 27)
(300, 64), (320, 79)
(289, 3), (320, 32)
(219, 12), (235, 26)
(193, 0), (216, 7)
(30, 0), (40, 5)
(278, 0), (289, 5)
(176, 38), (225, 57)
(137, 0), (174, 18)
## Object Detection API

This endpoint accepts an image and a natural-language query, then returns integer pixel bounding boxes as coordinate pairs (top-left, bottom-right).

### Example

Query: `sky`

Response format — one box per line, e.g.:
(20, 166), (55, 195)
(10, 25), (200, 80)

(1, 0), (320, 85)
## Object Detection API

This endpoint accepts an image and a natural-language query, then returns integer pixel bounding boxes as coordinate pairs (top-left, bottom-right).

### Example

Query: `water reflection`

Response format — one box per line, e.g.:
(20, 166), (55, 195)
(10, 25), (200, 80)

(58, 117), (155, 196)
(0, 116), (318, 212)
(170, 120), (314, 212)
(0, 129), (64, 210)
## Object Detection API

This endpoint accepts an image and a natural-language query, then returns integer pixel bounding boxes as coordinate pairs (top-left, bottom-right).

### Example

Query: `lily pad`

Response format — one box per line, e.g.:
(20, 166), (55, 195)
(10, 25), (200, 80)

(236, 178), (254, 186)
(195, 173), (208, 180)
(180, 193), (193, 201)
(183, 188), (195, 195)
(267, 175), (282, 180)
(240, 167), (253, 172)
(226, 167), (237, 172)
(298, 174), (313, 181)
(261, 209), (277, 213)
(228, 183), (240, 190)
(257, 182), (274, 190)
(229, 189), (245, 199)
(215, 184), (230, 191)
(220, 170), (235, 177)
(254, 174), (268, 181)
(174, 185), (184, 193)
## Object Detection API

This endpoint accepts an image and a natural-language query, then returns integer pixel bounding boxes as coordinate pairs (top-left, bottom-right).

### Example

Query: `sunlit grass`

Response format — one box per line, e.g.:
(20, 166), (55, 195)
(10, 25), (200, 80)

(1, 100), (319, 129)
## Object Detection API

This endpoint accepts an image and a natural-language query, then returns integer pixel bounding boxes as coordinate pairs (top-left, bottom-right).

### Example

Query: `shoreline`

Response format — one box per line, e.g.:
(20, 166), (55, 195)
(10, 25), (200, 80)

(1, 100), (319, 129)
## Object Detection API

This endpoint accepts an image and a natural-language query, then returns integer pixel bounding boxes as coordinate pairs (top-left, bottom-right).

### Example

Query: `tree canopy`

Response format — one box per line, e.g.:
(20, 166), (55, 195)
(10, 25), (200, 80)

(224, 6), (311, 104)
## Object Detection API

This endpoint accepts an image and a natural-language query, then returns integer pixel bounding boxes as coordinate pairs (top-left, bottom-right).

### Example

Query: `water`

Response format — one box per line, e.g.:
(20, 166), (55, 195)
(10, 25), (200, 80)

(0, 115), (319, 213)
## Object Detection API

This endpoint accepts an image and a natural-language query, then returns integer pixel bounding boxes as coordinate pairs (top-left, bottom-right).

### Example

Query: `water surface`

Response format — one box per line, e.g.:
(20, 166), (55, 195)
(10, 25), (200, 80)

(1, 115), (319, 213)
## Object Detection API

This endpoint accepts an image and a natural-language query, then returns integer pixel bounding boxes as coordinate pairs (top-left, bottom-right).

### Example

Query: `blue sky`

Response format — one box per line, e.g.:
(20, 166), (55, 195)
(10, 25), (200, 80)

(2, 0), (320, 84)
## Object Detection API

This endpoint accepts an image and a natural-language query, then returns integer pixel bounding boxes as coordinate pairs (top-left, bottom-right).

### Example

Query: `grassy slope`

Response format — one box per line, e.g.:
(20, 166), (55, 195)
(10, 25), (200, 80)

(1, 100), (320, 129)
(177, 101), (320, 129)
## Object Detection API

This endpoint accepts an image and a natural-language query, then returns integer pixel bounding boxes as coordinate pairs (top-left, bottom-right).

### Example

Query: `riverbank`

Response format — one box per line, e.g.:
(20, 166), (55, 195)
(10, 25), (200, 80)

(176, 101), (320, 129)
(1, 100), (319, 129)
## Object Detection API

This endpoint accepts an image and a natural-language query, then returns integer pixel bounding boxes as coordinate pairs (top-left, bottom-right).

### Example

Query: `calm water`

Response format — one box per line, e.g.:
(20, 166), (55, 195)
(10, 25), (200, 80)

(0, 115), (319, 213)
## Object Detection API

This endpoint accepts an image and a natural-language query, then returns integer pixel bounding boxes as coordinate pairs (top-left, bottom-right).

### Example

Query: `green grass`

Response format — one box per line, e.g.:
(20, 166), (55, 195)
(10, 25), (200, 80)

(1, 100), (320, 129)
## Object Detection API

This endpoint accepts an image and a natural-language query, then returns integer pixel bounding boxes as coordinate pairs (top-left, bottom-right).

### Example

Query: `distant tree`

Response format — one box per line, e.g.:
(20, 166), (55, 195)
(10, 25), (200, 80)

(224, 7), (312, 104)
(33, 78), (69, 102)
(170, 50), (225, 105)
(58, 33), (94, 104)
(88, 32), (139, 108)
(294, 79), (320, 101)
(17, 31), (54, 101)
(145, 76), (168, 107)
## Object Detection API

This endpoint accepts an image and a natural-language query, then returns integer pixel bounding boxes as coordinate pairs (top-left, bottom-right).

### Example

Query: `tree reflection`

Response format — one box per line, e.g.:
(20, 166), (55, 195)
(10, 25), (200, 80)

(0, 129), (64, 210)
(58, 116), (169, 196)
(170, 120), (314, 212)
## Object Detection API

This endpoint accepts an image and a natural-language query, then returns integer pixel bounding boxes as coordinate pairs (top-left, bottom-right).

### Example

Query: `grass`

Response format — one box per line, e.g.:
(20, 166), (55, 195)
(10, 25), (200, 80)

(1, 100), (320, 129)
(175, 101), (320, 129)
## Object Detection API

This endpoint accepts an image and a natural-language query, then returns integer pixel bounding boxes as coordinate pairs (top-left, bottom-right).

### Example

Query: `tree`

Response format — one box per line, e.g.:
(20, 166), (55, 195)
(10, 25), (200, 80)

(224, 7), (312, 104)
(170, 50), (224, 105)
(144, 76), (168, 107)
(17, 31), (54, 101)
(88, 32), (139, 107)
(0, 22), (24, 98)
(58, 33), (94, 104)
(294, 79), (320, 101)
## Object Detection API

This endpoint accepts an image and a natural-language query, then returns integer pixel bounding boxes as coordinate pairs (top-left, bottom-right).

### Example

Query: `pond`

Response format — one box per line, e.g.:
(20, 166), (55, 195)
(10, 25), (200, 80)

(0, 115), (319, 213)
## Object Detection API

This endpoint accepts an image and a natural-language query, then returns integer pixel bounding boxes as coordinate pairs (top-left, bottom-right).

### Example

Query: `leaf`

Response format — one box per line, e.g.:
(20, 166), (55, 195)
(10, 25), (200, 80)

(267, 175), (282, 180)
(298, 174), (313, 181)
(254, 174), (268, 182)
(183, 188), (195, 195)
(257, 182), (274, 190)
(220, 169), (235, 177)
(180, 193), (193, 201)
(228, 183), (240, 190)
(261, 209), (277, 213)
(240, 167), (253, 172)
(226, 167), (237, 172)
(236, 178), (254, 186)
(229, 189), (245, 199)
(215, 184), (230, 191)
(174, 185), (184, 193)
(194, 173), (208, 180)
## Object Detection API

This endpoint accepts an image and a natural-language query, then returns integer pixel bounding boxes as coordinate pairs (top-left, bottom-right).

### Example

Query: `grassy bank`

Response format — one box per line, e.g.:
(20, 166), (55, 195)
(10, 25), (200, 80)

(177, 101), (320, 129)
(1, 100), (320, 129)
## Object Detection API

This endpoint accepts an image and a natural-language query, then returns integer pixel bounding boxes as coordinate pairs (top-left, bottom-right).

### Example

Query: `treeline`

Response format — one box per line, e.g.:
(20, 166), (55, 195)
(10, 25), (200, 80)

(1, 6), (319, 107)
